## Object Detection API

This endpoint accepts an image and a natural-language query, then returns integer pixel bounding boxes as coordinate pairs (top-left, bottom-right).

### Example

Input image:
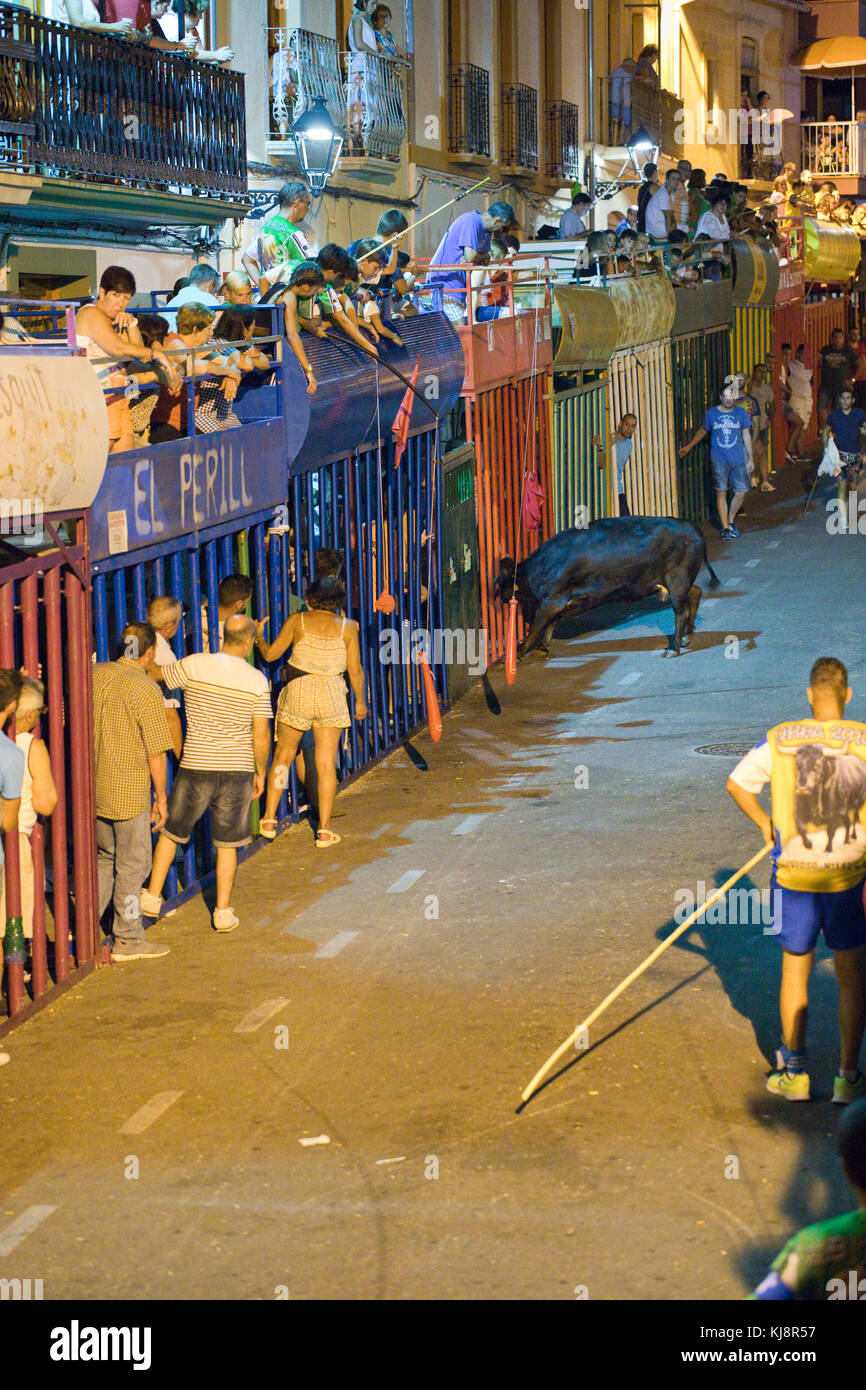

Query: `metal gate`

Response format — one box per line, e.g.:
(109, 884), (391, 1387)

(464, 369), (555, 663)
(441, 445), (483, 701)
(731, 305), (772, 379)
(90, 433), (445, 910)
(803, 293), (850, 448)
(771, 296), (805, 471)
(552, 378), (611, 530)
(672, 327), (731, 524)
(1, 524), (101, 1032)
(608, 340), (679, 517)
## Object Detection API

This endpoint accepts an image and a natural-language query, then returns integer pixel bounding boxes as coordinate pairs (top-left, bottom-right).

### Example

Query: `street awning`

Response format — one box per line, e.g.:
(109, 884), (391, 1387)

(792, 37), (866, 71)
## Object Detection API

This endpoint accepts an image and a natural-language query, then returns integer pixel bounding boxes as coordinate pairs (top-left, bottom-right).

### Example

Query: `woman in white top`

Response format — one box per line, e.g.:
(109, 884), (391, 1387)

(347, 1), (379, 152)
(0, 678), (58, 944)
(695, 195), (731, 243)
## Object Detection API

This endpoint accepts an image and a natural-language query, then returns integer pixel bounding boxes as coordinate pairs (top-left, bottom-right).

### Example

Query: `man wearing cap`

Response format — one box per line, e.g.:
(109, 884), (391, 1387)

(678, 382), (753, 539)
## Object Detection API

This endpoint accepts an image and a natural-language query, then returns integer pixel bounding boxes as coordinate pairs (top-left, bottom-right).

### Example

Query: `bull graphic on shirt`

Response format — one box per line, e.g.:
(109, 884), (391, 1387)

(777, 738), (866, 853)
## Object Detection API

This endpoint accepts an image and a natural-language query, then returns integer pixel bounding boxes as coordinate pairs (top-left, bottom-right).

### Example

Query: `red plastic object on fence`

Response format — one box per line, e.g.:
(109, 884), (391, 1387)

(419, 651), (442, 741)
(504, 598), (518, 685)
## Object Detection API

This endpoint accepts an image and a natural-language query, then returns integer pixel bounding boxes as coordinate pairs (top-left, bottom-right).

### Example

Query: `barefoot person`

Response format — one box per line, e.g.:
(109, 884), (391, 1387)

(726, 657), (866, 1105)
(257, 578), (366, 847)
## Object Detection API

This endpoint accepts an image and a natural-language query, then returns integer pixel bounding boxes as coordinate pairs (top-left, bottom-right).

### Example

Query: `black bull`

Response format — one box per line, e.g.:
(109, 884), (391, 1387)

(495, 517), (721, 657)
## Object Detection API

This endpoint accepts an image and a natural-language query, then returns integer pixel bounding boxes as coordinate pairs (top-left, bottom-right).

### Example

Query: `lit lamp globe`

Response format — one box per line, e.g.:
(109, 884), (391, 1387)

(292, 98), (344, 196)
(627, 126), (659, 175)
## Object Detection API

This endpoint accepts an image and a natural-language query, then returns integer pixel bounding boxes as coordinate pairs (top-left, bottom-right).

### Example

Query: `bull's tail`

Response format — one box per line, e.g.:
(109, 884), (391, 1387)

(700, 535), (721, 590)
(494, 556), (516, 603)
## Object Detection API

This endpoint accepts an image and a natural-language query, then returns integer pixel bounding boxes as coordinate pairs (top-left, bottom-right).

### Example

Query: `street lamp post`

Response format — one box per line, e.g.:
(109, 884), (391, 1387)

(292, 97), (344, 197)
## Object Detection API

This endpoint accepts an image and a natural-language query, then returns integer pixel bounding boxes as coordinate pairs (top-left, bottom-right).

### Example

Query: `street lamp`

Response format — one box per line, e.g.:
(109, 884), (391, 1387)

(626, 125), (659, 175)
(292, 97), (344, 197)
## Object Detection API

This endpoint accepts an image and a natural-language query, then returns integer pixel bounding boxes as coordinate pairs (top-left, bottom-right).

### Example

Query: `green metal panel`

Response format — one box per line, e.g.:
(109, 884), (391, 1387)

(672, 327), (731, 524)
(731, 305), (772, 379)
(441, 444), (482, 702)
(552, 379), (611, 530)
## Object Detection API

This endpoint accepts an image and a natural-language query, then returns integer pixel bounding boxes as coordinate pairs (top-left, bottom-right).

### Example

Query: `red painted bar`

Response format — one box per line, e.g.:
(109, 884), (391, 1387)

(20, 572), (49, 997)
(0, 582), (24, 1017)
(44, 565), (71, 982)
(65, 570), (94, 967)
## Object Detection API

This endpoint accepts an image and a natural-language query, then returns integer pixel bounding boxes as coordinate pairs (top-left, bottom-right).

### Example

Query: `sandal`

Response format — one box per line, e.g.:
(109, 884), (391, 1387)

(315, 829), (341, 849)
(259, 818), (279, 841)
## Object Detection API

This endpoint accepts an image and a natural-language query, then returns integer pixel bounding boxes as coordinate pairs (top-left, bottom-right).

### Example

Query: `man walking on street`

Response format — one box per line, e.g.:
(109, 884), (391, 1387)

(143, 616), (272, 934)
(92, 622), (173, 962)
(727, 657), (866, 1104)
(678, 382), (753, 538)
(818, 327), (858, 432)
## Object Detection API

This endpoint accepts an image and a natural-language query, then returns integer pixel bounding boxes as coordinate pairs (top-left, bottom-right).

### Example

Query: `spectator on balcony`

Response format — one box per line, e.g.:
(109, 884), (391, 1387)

(50, 0), (135, 36)
(559, 192), (592, 241)
(836, 198), (856, 225)
(818, 116), (844, 174)
(644, 169), (681, 242)
(371, 5), (407, 65)
(634, 44), (660, 86)
(427, 201), (515, 324)
(635, 162), (658, 234)
(178, 0), (233, 65)
(143, 615), (272, 934)
(267, 260), (326, 396)
(614, 206), (639, 238)
(76, 265), (180, 454)
(150, 303), (242, 442)
(146, 596), (184, 760)
(851, 202), (866, 233)
(123, 313), (174, 442)
(695, 193), (731, 243)
(348, 241), (404, 345)
(92, 622), (172, 961)
(220, 271), (254, 306)
(375, 209), (412, 301)
(815, 182), (841, 220)
(672, 159), (692, 233)
(213, 307), (272, 374)
(147, 0), (197, 52)
(0, 310), (32, 345)
(243, 182), (315, 292)
(347, 1), (382, 153)
(768, 175), (787, 209)
(0, 676), (57, 962)
(608, 57), (636, 143)
(165, 264), (222, 314)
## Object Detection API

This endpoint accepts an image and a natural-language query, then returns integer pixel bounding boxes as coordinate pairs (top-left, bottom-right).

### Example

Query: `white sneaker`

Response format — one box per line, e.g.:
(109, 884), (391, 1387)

(212, 907), (240, 934)
(139, 889), (164, 918)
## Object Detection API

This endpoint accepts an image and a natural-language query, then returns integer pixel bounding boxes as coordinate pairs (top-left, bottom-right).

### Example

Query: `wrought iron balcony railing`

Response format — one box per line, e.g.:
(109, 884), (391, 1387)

(600, 74), (680, 158)
(501, 83), (538, 172)
(801, 120), (866, 179)
(267, 27), (344, 139)
(344, 47), (405, 161)
(546, 99), (580, 181)
(0, 1), (246, 196)
(449, 62), (490, 158)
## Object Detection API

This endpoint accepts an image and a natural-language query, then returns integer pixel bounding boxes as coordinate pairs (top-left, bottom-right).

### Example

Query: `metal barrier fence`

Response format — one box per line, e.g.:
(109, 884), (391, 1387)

(0, 523), (101, 1031)
(672, 327), (731, 524)
(552, 379), (611, 531)
(771, 296), (805, 471)
(464, 370), (555, 663)
(90, 432), (443, 910)
(731, 305), (772, 382)
(803, 292), (849, 449)
(608, 340), (679, 518)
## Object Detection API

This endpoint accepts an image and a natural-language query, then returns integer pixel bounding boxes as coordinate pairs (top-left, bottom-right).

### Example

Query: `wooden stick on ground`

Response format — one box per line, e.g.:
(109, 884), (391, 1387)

(520, 843), (773, 1105)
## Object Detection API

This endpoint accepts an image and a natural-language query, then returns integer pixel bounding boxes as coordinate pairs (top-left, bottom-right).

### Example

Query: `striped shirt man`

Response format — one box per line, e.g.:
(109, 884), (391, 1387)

(160, 652), (272, 772)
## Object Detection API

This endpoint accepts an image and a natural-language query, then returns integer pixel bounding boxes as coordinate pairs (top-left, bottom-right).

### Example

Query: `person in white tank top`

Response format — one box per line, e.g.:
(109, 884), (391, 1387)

(0, 678), (58, 943)
(256, 578), (367, 847)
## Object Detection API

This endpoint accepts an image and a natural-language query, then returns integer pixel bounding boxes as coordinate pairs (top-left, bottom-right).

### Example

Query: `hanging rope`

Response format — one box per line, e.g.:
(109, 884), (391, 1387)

(372, 362), (396, 614)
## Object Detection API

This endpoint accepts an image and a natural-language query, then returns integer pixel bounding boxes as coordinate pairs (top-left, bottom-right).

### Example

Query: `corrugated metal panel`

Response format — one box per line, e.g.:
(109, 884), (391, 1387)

(552, 285), (618, 371)
(671, 328), (731, 523)
(803, 217), (861, 283)
(731, 237), (781, 307)
(731, 305), (772, 379)
(552, 379), (611, 531)
(803, 293), (849, 447)
(607, 274), (676, 350)
(608, 340), (678, 517)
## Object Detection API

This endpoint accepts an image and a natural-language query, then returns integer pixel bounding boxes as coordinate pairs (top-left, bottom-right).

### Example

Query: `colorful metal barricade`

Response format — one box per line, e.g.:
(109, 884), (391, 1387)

(552, 379), (611, 530)
(671, 327), (732, 525)
(608, 339), (679, 518)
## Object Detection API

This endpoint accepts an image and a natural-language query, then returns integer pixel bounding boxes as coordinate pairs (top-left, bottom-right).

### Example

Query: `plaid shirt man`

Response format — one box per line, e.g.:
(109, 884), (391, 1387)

(92, 659), (172, 820)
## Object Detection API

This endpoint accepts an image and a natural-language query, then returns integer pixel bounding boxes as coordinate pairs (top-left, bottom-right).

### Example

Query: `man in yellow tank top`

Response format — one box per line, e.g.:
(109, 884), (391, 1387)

(727, 658), (866, 1104)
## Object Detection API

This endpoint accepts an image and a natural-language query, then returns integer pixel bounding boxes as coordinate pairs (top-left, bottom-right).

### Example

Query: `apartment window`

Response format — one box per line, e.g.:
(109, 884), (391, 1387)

(741, 37), (758, 103)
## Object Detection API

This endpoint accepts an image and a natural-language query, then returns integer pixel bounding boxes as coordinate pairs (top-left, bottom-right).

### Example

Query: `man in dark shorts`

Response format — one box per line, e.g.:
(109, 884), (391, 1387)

(824, 387), (866, 503)
(678, 383), (753, 539)
(818, 327), (858, 431)
(142, 616), (272, 933)
(726, 657), (866, 1104)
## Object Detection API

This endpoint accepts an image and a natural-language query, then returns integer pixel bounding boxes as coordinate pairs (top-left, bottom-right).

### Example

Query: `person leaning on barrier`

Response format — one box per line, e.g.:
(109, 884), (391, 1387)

(146, 596), (184, 759)
(0, 678), (58, 965)
(220, 271), (254, 306)
(150, 302), (242, 441)
(91, 623), (172, 963)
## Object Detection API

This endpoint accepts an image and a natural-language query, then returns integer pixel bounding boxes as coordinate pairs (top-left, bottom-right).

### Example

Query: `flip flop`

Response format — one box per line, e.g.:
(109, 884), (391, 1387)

(315, 830), (341, 849)
(259, 818), (279, 841)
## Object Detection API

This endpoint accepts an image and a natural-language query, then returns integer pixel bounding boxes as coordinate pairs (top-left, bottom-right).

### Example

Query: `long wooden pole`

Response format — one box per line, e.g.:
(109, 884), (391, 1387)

(520, 843), (773, 1105)
(376, 176), (493, 252)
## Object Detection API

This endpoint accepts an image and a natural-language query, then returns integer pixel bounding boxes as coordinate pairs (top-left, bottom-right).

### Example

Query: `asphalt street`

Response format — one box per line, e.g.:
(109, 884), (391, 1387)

(1, 467), (862, 1301)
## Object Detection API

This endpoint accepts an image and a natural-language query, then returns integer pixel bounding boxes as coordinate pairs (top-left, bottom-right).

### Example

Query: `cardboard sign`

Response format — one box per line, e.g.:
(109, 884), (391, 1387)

(0, 356), (108, 511)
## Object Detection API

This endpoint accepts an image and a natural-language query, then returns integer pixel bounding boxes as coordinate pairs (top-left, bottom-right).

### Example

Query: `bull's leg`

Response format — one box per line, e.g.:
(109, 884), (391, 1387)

(662, 581), (691, 656)
(795, 796), (812, 848)
(537, 619), (557, 655)
(684, 585), (702, 641)
(518, 602), (563, 659)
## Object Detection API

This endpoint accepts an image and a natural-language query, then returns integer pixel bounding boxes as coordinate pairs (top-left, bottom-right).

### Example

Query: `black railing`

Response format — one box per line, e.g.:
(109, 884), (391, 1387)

(0, 2), (246, 196)
(501, 83), (537, 171)
(546, 99), (580, 181)
(449, 62), (490, 158)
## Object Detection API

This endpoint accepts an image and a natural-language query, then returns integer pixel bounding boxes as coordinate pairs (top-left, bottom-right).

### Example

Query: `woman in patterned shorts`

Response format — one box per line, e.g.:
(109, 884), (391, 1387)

(256, 577), (367, 847)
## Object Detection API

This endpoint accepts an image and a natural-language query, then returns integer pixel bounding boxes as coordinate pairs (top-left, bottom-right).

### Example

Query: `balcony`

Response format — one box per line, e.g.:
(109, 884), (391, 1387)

(546, 100), (580, 182)
(801, 120), (866, 192)
(449, 63), (490, 161)
(0, 1), (246, 197)
(501, 83), (538, 175)
(600, 75), (680, 159)
(266, 25), (406, 173)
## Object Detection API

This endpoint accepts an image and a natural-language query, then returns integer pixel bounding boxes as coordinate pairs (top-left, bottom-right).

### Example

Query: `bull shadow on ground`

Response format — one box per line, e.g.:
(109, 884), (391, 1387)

(538, 592), (760, 659)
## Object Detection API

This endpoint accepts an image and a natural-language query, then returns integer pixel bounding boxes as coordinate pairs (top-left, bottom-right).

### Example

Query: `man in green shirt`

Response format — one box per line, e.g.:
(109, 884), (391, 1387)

(241, 181), (314, 293)
(751, 1099), (866, 1298)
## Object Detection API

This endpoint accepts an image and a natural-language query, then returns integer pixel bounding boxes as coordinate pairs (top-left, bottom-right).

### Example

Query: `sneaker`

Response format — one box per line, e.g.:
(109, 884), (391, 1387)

(832, 1072), (866, 1105)
(111, 938), (171, 961)
(212, 907), (240, 934)
(722, 527), (734, 540)
(139, 889), (164, 918)
(760, 481), (776, 492)
(727, 524), (740, 537)
(767, 1067), (810, 1101)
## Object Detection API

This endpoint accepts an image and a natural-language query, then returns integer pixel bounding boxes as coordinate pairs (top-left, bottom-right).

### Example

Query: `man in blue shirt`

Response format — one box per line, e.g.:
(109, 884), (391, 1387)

(824, 388), (866, 503)
(427, 201), (515, 322)
(594, 414), (638, 514)
(678, 383), (753, 539)
(0, 667), (25, 1070)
